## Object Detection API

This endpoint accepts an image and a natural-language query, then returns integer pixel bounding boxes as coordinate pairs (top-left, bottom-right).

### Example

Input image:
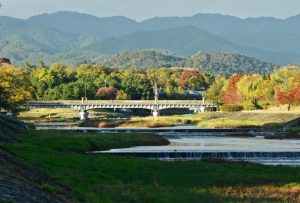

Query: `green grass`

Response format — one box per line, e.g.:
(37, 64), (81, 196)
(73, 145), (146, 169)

(2, 130), (300, 202)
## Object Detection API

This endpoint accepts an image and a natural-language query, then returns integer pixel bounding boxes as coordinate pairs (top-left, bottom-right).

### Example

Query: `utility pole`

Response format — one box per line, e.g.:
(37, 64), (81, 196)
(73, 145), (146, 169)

(152, 81), (159, 117)
(153, 81), (158, 104)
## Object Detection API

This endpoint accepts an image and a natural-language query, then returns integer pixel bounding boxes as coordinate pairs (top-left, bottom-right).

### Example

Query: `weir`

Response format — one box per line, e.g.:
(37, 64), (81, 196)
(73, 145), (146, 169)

(97, 151), (300, 165)
(92, 136), (300, 165)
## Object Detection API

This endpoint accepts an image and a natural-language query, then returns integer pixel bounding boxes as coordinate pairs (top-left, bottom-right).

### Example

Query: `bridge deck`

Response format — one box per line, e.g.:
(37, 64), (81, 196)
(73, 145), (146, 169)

(28, 100), (211, 105)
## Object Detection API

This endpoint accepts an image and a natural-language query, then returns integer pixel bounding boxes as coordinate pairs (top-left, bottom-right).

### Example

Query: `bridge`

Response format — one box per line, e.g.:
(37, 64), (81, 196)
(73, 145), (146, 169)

(26, 100), (217, 120)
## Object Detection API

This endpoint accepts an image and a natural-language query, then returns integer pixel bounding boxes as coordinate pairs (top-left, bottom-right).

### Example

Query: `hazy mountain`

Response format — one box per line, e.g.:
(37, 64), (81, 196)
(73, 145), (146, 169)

(1, 11), (300, 65)
(85, 26), (240, 55)
(0, 16), (21, 25)
(28, 11), (138, 38)
(84, 26), (294, 65)
(0, 19), (100, 63)
(25, 11), (300, 55)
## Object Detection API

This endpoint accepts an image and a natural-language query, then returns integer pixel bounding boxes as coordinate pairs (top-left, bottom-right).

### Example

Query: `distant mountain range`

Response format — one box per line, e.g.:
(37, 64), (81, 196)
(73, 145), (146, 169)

(0, 11), (300, 68)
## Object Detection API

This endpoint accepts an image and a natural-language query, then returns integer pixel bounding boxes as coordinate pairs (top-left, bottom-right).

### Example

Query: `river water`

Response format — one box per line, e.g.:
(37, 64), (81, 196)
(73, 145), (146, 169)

(100, 136), (300, 166)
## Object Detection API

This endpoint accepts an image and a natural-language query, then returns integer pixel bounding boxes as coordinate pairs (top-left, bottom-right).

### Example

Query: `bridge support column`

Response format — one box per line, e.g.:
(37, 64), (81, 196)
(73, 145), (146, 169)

(194, 107), (206, 113)
(153, 110), (159, 117)
(79, 111), (89, 120)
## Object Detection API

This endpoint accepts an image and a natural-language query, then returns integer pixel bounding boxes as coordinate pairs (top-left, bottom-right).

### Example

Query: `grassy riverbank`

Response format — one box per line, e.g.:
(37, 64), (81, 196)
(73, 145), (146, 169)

(18, 107), (300, 130)
(1, 130), (300, 202)
(132, 112), (300, 129)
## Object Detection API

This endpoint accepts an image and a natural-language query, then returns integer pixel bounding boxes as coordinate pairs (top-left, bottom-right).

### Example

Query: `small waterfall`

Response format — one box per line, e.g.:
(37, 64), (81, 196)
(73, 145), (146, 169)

(103, 151), (300, 165)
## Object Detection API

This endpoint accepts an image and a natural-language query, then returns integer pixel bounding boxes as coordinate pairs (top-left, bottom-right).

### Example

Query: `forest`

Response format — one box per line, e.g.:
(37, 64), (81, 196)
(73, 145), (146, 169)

(0, 61), (299, 112)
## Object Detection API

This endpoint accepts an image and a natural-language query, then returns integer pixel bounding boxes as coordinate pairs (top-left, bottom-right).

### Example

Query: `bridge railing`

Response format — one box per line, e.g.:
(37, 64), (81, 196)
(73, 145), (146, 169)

(27, 100), (210, 105)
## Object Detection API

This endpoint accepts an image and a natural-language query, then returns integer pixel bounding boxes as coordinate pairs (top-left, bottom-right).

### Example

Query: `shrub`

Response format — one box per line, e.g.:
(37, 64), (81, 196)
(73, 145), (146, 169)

(241, 101), (256, 110)
(98, 121), (118, 128)
(220, 104), (243, 112)
(146, 121), (173, 128)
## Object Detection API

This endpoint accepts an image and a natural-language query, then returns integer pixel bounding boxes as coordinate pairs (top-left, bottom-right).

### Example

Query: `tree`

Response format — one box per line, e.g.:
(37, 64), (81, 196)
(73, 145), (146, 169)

(0, 64), (32, 111)
(179, 70), (204, 89)
(206, 77), (227, 107)
(121, 75), (153, 100)
(237, 74), (264, 108)
(76, 64), (104, 99)
(271, 66), (300, 110)
(96, 87), (118, 100)
(274, 71), (300, 110)
(222, 74), (244, 105)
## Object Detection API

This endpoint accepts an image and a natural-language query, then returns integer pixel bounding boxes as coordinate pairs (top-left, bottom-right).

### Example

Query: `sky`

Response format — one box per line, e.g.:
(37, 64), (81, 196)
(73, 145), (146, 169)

(1, 0), (300, 21)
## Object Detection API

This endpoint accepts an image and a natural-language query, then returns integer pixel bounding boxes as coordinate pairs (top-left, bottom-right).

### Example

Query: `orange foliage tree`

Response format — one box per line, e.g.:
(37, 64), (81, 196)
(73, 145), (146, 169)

(222, 74), (244, 105)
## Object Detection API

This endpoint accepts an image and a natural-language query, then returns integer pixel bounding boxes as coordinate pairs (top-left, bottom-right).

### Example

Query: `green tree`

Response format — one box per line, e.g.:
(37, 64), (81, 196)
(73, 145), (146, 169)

(237, 74), (264, 108)
(121, 75), (153, 100)
(205, 77), (227, 107)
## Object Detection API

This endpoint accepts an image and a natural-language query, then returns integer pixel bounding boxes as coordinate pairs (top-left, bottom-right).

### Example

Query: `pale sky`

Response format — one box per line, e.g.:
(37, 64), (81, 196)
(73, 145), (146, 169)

(1, 0), (300, 21)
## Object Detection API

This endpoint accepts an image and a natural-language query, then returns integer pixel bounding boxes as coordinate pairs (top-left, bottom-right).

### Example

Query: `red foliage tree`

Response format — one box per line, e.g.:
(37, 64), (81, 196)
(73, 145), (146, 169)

(274, 84), (300, 111)
(179, 70), (202, 88)
(222, 74), (244, 105)
(95, 87), (118, 100)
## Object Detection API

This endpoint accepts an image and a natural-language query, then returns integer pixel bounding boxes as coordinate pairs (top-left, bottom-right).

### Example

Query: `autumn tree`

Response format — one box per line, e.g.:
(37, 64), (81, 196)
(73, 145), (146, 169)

(271, 66), (300, 110)
(179, 70), (206, 90)
(237, 74), (264, 108)
(274, 71), (300, 110)
(96, 87), (118, 100)
(222, 74), (244, 105)
(0, 64), (33, 112)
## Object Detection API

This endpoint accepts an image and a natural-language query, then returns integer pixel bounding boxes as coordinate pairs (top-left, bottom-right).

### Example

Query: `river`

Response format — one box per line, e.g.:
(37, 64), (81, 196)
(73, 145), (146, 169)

(98, 136), (300, 166)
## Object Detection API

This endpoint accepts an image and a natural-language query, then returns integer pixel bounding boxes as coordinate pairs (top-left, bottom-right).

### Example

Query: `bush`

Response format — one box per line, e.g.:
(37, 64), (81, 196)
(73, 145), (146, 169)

(98, 122), (118, 128)
(241, 101), (256, 110)
(220, 104), (243, 112)
(147, 121), (173, 128)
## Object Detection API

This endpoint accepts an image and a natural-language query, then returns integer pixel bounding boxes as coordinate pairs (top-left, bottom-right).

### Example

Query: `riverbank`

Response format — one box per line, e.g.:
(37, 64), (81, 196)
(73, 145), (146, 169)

(131, 112), (300, 129)
(2, 130), (300, 202)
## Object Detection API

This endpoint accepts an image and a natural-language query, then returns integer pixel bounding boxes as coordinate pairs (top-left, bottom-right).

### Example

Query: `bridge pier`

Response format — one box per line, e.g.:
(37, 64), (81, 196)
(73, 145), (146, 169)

(193, 106), (206, 114)
(153, 110), (159, 117)
(79, 111), (89, 120)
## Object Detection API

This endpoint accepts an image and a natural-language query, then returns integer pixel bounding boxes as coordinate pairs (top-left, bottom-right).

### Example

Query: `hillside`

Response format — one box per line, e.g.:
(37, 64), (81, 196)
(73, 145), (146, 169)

(103, 49), (185, 69)
(0, 114), (28, 142)
(0, 114), (71, 202)
(85, 26), (240, 55)
(28, 11), (138, 37)
(185, 52), (278, 76)
(0, 20), (99, 63)
(103, 50), (278, 75)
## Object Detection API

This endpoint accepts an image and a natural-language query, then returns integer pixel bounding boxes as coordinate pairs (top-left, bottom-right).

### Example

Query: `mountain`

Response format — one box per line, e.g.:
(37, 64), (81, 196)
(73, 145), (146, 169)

(85, 26), (240, 55)
(1, 11), (300, 65)
(102, 49), (185, 69)
(102, 49), (278, 76)
(25, 12), (300, 56)
(185, 52), (278, 76)
(28, 11), (138, 38)
(84, 26), (293, 66)
(0, 19), (100, 63)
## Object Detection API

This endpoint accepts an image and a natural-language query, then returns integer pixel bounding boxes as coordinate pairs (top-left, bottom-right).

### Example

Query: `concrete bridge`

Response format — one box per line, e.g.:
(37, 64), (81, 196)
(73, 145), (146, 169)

(26, 100), (216, 120)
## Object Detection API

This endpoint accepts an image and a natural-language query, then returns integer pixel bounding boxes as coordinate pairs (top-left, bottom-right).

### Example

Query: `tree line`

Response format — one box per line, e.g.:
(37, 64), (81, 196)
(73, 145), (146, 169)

(206, 65), (300, 111)
(0, 62), (299, 112)
(0, 62), (214, 112)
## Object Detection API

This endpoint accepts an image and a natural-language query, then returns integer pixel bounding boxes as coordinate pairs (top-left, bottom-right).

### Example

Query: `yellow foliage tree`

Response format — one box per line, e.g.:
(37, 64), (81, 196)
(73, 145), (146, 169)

(0, 64), (33, 112)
